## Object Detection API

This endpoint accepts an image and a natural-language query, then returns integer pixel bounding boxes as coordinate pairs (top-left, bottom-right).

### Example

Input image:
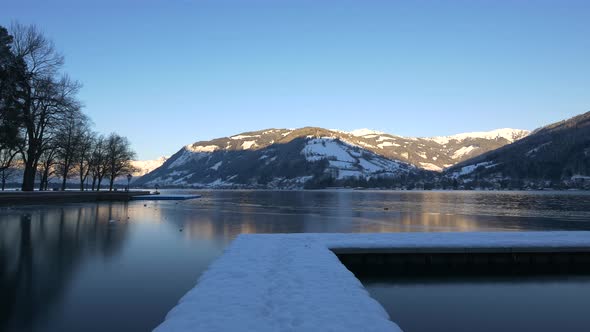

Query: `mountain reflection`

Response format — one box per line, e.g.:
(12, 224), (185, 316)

(0, 203), (130, 331)
(129, 190), (590, 244)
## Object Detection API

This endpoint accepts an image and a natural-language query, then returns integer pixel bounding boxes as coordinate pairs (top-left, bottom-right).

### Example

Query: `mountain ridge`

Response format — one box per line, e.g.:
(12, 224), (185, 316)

(177, 126), (530, 171)
(446, 111), (590, 189)
(135, 126), (529, 188)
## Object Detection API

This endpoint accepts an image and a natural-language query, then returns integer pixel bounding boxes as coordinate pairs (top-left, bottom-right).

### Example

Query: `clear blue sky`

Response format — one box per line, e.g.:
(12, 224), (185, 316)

(2, 0), (589, 159)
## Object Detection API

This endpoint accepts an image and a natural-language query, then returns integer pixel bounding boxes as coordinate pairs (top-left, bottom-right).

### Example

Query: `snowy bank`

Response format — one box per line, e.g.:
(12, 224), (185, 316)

(154, 232), (590, 332)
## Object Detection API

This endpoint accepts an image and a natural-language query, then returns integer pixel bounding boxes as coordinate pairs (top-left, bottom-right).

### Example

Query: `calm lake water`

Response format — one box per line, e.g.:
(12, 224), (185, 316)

(1, 190), (590, 332)
(364, 274), (590, 332)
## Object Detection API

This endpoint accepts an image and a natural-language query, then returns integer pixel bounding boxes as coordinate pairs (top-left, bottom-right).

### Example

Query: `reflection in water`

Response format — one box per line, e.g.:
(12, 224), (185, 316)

(151, 190), (590, 239)
(0, 203), (130, 331)
(0, 190), (589, 332)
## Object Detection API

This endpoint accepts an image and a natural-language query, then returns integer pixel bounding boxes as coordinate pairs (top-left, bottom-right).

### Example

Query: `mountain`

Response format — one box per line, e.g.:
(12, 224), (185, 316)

(332, 127), (529, 171)
(446, 111), (590, 189)
(130, 156), (168, 178)
(135, 127), (529, 189)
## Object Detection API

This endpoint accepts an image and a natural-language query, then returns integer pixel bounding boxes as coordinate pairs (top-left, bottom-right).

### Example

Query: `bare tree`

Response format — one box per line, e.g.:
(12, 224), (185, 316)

(75, 130), (95, 190)
(55, 108), (87, 190)
(37, 146), (58, 191)
(89, 135), (107, 191)
(4, 24), (137, 192)
(10, 23), (83, 191)
(0, 148), (18, 190)
(105, 133), (136, 191)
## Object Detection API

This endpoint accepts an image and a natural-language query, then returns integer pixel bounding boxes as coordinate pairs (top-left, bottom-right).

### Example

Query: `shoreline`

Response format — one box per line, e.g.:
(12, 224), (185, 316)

(0, 190), (151, 206)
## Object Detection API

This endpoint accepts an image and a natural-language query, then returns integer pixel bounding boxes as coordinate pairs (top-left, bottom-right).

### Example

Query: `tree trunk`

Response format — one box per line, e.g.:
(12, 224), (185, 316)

(61, 161), (70, 191)
(61, 174), (67, 191)
(91, 176), (96, 191)
(40, 166), (50, 191)
(109, 177), (114, 191)
(21, 156), (37, 191)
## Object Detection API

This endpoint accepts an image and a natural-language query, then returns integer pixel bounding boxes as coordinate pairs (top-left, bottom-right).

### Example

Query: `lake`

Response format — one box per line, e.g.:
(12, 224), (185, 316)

(1, 190), (590, 332)
(364, 274), (590, 332)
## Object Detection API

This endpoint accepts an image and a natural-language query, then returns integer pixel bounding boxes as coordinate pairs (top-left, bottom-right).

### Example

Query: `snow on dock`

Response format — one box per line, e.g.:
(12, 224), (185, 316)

(154, 232), (590, 332)
(131, 194), (202, 201)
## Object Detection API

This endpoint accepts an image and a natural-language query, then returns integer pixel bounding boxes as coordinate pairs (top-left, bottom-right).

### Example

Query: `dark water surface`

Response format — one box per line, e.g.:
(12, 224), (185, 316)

(364, 275), (590, 332)
(1, 190), (590, 331)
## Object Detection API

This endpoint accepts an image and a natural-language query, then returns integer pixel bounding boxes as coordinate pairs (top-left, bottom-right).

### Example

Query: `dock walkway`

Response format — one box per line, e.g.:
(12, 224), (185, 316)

(155, 232), (590, 332)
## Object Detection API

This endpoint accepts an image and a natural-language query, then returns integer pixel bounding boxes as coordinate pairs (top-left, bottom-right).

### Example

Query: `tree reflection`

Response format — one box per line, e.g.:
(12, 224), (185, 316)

(0, 203), (130, 331)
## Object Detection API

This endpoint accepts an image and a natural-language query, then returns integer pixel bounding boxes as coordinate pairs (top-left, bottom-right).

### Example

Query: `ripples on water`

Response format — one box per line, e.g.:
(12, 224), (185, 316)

(0, 190), (589, 331)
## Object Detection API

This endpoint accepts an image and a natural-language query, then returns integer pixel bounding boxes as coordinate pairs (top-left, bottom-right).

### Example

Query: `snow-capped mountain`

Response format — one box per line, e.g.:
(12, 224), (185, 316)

(446, 111), (590, 189)
(428, 128), (530, 145)
(334, 127), (529, 172)
(130, 156), (168, 177)
(135, 127), (528, 188)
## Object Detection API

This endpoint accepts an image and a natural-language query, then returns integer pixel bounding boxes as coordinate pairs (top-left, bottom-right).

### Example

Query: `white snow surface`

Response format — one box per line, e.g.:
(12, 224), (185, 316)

(419, 162), (443, 172)
(451, 145), (478, 159)
(130, 156), (168, 177)
(358, 158), (382, 172)
(451, 161), (496, 178)
(155, 232), (590, 332)
(376, 136), (395, 142)
(329, 160), (356, 169)
(168, 149), (208, 168)
(348, 128), (386, 137)
(377, 141), (400, 148)
(428, 128), (530, 145)
(186, 144), (219, 153)
(210, 161), (223, 170)
(241, 140), (257, 150)
(231, 134), (260, 140)
(302, 138), (356, 162)
(301, 138), (410, 179)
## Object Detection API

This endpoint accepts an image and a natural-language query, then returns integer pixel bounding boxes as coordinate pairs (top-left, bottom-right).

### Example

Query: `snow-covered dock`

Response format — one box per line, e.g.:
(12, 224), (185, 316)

(154, 232), (590, 332)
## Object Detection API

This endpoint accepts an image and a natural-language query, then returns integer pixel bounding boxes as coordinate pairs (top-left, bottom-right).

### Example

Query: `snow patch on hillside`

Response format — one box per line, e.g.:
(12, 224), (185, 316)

(187, 144), (219, 153)
(301, 138), (411, 180)
(429, 128), (529, 145)
(348, 128), (386, 137)
(231, 134), (260, 140)
(377, 141), (400, 148)
(210, 161), (223, 170)
(452, 145), (479, 159)
(302, 138), (356, 162)
(526, 142), (552, 157)
(420, 162), (443, 172)
(451, 161), (497, 178)
(358, 158), (382, 172)
(169, 149), (208, 168)
(131, 156), (168, 176)
(241, 140), (257, 150)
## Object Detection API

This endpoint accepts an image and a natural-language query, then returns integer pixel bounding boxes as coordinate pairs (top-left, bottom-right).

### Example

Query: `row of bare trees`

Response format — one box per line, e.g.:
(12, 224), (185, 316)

(0, 23), (135, 191)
